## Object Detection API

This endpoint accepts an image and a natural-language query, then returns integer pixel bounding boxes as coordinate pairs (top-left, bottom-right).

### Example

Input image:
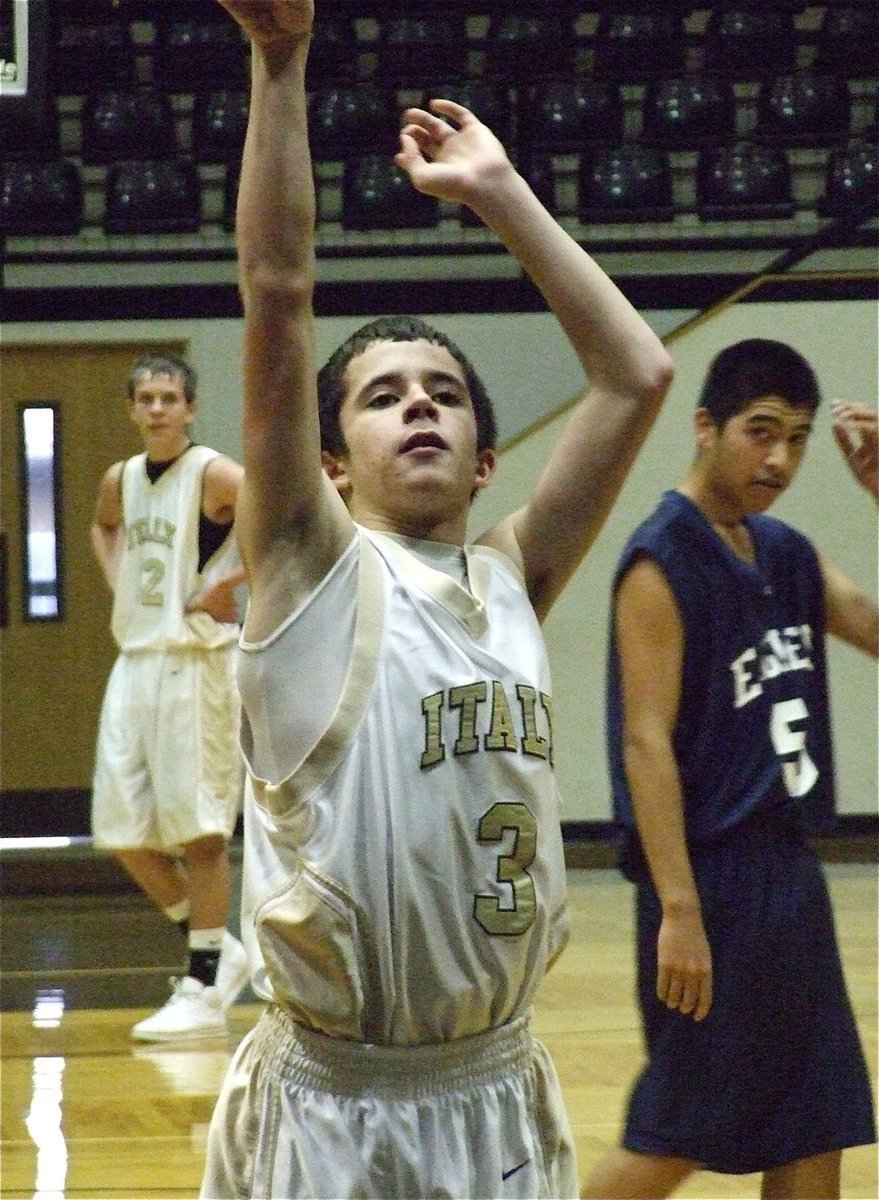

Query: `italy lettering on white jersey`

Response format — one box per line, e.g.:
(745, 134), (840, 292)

(238, 527), (570, 1046)
(112, 445), (239, 651)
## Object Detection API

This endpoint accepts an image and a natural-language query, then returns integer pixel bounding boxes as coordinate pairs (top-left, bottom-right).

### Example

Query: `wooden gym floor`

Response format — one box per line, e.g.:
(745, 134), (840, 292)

(1, 861), (876, 1200)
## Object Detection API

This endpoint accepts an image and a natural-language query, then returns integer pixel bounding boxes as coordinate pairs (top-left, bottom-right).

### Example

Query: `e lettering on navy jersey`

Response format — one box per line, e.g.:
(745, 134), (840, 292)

(730, 624), (814, 708)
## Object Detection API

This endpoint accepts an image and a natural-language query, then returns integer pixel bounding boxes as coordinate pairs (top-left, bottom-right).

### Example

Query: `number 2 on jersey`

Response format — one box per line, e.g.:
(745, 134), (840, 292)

(140, 557), (165, 607)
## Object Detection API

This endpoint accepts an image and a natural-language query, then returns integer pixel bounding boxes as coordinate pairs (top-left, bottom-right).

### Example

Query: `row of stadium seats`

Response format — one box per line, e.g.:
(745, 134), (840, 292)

(41, 4), (878, 92)
(2, 2), (874, 250)
(4, 138), (874, 237)
(5, 73), (869, 166)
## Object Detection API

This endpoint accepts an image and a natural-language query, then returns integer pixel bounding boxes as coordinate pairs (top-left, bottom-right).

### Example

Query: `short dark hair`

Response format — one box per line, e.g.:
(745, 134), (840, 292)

(317, 316), (498, 456)
(698, 339), (821, 427)
(128, 353), (197, 403)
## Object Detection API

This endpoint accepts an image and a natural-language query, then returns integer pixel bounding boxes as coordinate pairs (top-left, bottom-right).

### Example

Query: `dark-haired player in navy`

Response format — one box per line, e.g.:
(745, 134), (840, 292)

(583, 340), (877, 1200)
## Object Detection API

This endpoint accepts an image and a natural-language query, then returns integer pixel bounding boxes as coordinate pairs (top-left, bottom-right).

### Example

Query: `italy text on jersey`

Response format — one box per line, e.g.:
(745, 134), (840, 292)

(420, 681), (553, 769)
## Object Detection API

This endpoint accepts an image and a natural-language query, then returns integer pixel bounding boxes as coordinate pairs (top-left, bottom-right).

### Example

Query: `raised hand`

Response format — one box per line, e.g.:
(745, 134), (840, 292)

(395, 100), (512, 210)
(832, 399), (878, 501)
(215, 0), (313, 45)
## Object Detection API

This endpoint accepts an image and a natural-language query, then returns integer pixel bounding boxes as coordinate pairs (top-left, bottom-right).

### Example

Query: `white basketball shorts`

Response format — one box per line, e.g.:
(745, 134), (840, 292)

(200, 1005), (578, 1199)
(91, 647), (241, 852)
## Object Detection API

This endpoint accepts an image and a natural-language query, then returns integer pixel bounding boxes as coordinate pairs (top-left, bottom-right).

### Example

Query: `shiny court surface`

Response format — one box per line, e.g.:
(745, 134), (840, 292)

(1, 864), (876, 1200)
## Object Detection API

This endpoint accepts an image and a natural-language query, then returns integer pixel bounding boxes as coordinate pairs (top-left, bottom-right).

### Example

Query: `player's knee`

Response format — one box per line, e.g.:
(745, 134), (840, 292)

(182, 833), (227, 866)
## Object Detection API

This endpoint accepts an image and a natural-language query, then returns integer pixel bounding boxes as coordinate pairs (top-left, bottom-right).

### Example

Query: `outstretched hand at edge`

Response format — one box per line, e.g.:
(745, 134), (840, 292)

(832, 400), (878, 501)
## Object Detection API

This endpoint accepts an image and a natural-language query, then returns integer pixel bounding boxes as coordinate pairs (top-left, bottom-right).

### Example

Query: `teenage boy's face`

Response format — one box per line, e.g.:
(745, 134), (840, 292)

(128, 371), (195, 456)
(325, 339), (495, 532)
(700, 395), (814, 514)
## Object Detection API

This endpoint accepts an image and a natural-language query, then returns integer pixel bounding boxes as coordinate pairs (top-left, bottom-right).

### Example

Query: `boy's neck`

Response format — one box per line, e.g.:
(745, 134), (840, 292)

(677, 480), (755, 563)
(678, 468), (745, 529)
(353, 510), (468, 548)
(145, 436), (193, 465)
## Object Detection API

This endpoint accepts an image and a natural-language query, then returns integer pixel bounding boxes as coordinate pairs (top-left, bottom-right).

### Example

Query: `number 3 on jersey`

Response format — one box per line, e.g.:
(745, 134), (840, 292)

(473, 802), (537, 936)
(771, 698), (818, 797)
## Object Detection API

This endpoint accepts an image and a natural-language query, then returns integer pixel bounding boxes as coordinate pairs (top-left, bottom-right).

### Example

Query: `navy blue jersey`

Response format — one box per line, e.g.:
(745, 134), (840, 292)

(608, 490), (835, 844)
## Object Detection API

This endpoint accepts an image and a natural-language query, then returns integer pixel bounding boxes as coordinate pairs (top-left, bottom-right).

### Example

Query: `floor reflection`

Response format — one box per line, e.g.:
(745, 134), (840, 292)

(32, 988), (66, 1030)
(26, 1054), (67, 1199)
(27, 990), (69, 1198)
(129, 1041), (233, 1096)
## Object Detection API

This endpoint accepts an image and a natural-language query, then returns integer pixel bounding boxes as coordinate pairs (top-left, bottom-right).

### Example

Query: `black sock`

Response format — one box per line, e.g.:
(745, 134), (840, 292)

(188, 947), (221, 988)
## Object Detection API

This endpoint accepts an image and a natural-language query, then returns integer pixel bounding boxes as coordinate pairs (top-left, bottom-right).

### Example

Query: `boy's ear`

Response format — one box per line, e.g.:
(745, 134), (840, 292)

(473, 448), (496, 491)
(321, 450), (351, 498)
(693, 407), (718, 455)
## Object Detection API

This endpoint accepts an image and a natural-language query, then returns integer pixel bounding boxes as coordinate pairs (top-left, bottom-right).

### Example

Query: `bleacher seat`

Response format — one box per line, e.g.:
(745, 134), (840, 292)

(704, 7), (796, 78)
(81, 89), (178, 165)
(342, 154), (439, 230)
(51, 21), (135, 92)
(11, 0), (878, 253)
(104, 158), (201, 234)
(579, 144), (675, 222)
(593, 11), (685, 80)
(0, 96), (60, 160)
(308, 85), (396, 163)
(818, 136), (879, 220)
(152, 17), (248, 90)
(697, 141), (795, 220)
(754, 73), (851, 148)
(482, 15), (575, 81)
(191, 90), (249, 166)
(2, 160), (83, 236)
(641, 74), (737, 149)
(520, 78), (624, 154)
(815, 6), (879, 79)
(306, 16), (360, 87)
(375, 16), (468, 84)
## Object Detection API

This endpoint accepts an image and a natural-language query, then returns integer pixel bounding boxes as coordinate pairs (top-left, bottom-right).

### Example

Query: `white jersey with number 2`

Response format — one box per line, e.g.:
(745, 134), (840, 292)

(113, 445), (239, 652)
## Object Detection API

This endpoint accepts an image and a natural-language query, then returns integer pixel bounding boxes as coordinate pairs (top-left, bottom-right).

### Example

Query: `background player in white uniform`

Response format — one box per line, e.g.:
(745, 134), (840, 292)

(91, 353), (250, 1041)
(202, 2), (675, 1196)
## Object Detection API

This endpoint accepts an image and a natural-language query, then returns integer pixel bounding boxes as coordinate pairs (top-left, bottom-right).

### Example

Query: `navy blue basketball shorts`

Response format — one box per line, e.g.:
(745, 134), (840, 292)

(622, 816), (876, 1174)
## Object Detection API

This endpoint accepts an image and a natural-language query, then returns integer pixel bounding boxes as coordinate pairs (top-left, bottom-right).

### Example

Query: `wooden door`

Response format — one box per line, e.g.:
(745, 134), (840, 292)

(1, 343), (185, 832)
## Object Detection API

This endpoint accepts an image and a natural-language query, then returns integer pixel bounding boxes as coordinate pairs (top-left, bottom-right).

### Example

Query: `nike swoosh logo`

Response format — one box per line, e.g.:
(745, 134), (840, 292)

(501, 1159), (530, 1182)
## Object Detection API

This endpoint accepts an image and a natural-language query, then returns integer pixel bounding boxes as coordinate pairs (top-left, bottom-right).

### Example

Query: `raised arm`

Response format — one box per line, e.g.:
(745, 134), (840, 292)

(216, 0), (352, 634)
(821, 556), (879, 657)
(614, 558), (713, 1023)
(396, 101), (674, 619)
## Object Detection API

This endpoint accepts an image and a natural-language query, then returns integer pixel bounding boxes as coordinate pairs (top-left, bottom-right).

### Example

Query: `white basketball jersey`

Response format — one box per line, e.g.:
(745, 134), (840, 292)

(112, 445), (239, 651)
(238, 527), (570, 1046)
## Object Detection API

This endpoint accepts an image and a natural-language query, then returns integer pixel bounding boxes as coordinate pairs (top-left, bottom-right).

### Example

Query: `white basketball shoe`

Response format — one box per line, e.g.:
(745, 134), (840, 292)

(131, 976), (227, 1042)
